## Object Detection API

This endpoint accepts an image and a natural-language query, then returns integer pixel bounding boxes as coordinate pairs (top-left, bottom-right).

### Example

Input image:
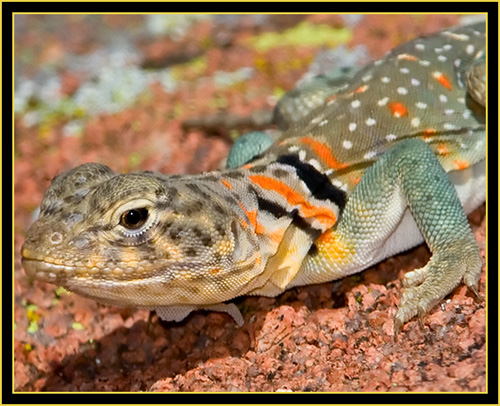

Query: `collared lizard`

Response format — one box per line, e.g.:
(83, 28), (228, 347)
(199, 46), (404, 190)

(21, 22), (486, 335)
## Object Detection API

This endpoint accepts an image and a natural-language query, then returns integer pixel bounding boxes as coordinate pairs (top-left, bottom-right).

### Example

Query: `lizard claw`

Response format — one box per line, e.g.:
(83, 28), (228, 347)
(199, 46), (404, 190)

(393, 317), (403, 342)
(467, 283), (482, 302)
(417, 305), (429, 332)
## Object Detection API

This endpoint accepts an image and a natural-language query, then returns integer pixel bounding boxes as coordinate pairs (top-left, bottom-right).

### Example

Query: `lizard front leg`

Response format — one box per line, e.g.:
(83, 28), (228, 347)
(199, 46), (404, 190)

(296, 138), (482, 335)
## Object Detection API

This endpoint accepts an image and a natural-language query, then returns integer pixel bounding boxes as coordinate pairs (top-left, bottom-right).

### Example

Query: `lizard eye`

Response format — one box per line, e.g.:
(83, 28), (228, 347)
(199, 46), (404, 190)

(113, 198), (157, 240)
(120, 208), (149, 229)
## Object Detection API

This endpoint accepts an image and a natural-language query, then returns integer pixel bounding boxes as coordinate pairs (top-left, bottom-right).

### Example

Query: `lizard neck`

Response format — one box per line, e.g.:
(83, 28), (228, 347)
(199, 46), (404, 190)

(200, 154), (347, 262)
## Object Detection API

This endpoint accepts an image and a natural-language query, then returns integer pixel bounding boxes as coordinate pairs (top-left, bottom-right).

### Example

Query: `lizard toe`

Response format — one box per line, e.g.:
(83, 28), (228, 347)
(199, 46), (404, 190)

(395, 241), (481, 333)
(463, 253), (483, 299)
(402, 266), (427, 288)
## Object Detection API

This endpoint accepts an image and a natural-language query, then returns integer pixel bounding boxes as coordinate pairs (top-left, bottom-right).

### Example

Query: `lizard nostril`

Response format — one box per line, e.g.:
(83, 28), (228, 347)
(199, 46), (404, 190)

(49, 232), (63, 245)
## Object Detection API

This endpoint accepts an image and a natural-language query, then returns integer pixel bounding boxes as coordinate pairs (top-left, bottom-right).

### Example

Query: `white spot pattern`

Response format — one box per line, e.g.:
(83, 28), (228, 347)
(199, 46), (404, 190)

(343, 140), (353, 149)
(377, 97), (389, 106)
(308, 159), (322, 171)
(351, 100), (361, 108)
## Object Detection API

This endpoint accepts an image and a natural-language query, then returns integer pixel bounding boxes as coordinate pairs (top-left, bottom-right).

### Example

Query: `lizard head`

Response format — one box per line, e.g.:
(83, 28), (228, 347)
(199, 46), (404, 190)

(21, 163), (262, 307)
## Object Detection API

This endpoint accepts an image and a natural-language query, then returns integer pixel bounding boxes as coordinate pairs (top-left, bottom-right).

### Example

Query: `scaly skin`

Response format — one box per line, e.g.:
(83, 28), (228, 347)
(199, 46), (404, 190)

(22, 22), (486, 332)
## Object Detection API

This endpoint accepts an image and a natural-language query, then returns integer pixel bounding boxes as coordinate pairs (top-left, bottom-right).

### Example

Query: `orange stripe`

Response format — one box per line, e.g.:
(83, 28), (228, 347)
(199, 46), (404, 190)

(387, 102), (408, 118)
(437, 143), (449, 156)
(422, 128), (436, 141)
(249, 174), (337, 227)
(221, 179), (232, 189)
(433, 72), (453, 90)
(237, 202), (265, 234)
(454, 160), (469, 170)
(397, 53), (418, 61)
(269, 228), (286, 245)
(355, 85), (368, 93)
(299, 136), (347, 170)
(423, 128), (436, 135)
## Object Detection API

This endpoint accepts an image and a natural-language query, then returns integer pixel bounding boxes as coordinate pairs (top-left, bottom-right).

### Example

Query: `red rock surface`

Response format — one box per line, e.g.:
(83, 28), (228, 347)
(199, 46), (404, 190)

(13, 14), (487, 392)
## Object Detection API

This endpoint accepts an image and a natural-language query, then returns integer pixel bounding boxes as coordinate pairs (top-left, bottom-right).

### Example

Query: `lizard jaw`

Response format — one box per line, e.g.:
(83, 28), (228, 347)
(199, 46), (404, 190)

(22, 258), (76, 283)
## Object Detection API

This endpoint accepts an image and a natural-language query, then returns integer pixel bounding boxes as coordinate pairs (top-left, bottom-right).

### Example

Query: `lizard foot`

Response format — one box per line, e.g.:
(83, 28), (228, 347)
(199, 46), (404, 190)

(394, 242), (482, 337)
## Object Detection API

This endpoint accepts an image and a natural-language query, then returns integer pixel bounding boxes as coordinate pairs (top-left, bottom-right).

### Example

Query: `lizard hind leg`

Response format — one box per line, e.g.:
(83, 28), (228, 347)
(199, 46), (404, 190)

(319, 138), (483, 336)
(395, 242), (483, 335)
(384, 140), (484, 335)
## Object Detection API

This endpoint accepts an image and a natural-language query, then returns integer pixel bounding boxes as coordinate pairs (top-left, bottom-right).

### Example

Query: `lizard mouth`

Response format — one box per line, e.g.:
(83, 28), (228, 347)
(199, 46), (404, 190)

(21, 257), (76, 282)
(21, 248), (177, 284)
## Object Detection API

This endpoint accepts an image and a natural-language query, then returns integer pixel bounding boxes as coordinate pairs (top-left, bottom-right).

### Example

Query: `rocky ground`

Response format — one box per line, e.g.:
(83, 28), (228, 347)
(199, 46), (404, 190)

(14, 14), (487, 392)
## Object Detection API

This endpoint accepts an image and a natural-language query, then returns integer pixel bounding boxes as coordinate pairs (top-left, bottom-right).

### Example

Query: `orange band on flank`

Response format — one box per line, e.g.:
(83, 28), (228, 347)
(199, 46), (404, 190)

(237, 202), (265, 234)
(299, 137), (348, 170)
(249, 174), (337, 227)
(221, 179), (232, 189)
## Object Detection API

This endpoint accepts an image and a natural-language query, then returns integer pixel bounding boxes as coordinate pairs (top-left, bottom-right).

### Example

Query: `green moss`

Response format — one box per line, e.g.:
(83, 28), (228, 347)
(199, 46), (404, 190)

(171, 56), (208, 80)
(72, 322), (85, 330)
(27, 320), (38, 334)
(249, 21), (352, 52)
(55, 286), (71, 298)
(273, 87), (286, 101)
(128, 152), (143, 169)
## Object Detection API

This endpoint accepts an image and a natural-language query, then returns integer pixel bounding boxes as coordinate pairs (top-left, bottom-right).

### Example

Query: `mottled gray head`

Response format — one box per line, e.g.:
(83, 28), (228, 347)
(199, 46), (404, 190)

(21, 163), (261, 307)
